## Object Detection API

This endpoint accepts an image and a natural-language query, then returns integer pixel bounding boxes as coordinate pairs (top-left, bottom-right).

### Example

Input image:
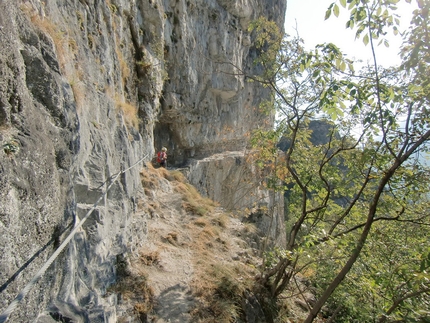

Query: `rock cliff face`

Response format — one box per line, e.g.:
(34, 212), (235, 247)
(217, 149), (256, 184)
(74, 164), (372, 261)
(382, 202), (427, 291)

(0, 0), (286, 322)
(187, 152), (286, 248)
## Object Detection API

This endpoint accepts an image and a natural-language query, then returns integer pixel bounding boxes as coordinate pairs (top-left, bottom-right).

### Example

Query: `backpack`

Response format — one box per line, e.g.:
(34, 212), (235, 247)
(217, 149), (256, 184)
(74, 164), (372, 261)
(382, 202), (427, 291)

(157, 151), (165, 163)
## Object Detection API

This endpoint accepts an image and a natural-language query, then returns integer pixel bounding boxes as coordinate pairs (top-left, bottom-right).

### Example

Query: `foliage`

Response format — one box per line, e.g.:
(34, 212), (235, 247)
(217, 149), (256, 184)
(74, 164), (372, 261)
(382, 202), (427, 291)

(3, 140), (20, 156)
(107, 266), (155, 322)
(114, 95), (140, 128)
(248, 1), (430, 322)
(175, 182), (218, 216)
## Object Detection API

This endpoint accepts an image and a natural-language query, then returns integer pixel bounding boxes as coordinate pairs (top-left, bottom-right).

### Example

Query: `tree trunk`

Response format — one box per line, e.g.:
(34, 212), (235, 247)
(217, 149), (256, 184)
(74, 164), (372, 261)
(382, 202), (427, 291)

(303, 161), (400, 322)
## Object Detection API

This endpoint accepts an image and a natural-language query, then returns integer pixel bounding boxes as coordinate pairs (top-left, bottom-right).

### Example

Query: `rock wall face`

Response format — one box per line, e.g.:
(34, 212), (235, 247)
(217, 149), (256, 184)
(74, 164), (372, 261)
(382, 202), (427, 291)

(153, 0), (287, 165)
(0, 2), (149, 322)
(0, 0), (286, 321)
(187, 151), (286, 248)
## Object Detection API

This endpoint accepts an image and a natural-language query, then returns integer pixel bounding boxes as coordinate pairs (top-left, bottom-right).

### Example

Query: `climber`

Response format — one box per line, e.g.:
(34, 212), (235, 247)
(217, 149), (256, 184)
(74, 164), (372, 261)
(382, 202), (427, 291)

(157, 147), (168, 168)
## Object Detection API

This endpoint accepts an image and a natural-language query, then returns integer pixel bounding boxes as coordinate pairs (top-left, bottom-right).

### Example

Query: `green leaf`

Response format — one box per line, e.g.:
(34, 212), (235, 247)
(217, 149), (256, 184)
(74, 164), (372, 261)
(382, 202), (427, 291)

(325, 9), (332, 20)
(363, 34), (369, 46)
(388, 88), (395, 100)
(419, 257), (427, 271)
(340, 61), (346, 71)
(346, 19), (355, 29)
(333, 4), (340, 17)
(355, 24), (365, 39)
(340, 0), (347, 7)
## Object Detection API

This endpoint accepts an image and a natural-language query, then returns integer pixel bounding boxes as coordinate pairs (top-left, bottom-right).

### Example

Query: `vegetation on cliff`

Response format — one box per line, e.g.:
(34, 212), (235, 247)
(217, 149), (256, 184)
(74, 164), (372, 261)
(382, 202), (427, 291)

(247, 0), (430, 322)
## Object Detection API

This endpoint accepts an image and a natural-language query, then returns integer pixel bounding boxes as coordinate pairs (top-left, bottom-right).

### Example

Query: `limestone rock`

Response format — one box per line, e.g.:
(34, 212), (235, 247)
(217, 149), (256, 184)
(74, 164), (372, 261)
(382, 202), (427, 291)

(187, 151), (286, 247)
(0, 0), (287, 321)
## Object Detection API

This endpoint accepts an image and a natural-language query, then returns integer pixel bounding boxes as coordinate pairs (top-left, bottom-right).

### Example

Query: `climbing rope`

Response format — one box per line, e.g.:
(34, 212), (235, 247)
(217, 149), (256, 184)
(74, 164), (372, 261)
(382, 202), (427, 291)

(0, 154), (149, 323)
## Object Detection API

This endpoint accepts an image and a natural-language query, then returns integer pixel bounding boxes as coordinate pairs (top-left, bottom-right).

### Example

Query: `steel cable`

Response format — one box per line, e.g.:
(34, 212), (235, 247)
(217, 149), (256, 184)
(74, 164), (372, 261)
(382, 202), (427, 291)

(0, 154), (148, 323)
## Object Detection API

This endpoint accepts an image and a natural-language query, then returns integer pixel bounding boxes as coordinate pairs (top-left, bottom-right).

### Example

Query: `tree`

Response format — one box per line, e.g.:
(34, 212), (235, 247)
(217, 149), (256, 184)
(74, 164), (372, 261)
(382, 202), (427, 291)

(247, 0), (430, 321)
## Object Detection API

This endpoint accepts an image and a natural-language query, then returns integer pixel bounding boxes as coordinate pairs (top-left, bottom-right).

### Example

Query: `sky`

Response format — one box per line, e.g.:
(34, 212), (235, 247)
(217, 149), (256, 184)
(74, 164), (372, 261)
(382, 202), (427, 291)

(284, 0), (416, 67)
(283, 1), (430, 157)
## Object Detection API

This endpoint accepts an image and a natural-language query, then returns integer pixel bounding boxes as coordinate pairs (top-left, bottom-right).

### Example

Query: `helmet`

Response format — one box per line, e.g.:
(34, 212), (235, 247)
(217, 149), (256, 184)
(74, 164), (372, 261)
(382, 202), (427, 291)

(161, 147), (167, 152)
